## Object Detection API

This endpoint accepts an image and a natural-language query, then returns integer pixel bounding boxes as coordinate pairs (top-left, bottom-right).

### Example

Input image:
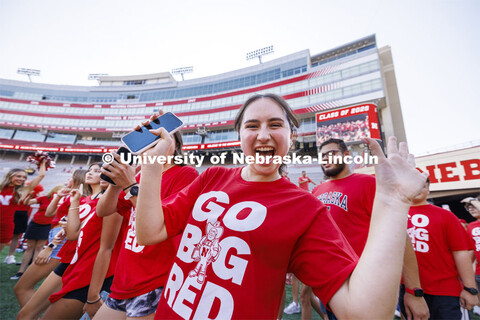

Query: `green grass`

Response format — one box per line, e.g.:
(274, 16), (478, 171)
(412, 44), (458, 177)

(0, 250), (24, 320)
(282, 283), (323, 320)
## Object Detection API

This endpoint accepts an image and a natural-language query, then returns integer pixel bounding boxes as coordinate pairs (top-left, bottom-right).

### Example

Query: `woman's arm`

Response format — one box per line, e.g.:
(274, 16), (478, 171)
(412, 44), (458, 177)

(84, 212), (123, 318)
(22, 161), (46, 198)
(136, 161), (166, 245)
(96, 186), (122, 217)
(25, 198), (38, 206)
(65, 188), (82, 241)
(328, 137), (428, 319)
(97, 152), (137, 217)
(45, 188), (69, 217)
(135, 126), (174, 245)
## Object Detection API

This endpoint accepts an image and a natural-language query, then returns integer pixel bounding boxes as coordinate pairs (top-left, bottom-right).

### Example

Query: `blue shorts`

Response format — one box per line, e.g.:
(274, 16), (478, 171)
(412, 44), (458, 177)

(319, 298), (338, 320)
(104, 287), (163, 317)
(48, 226), (65, 259)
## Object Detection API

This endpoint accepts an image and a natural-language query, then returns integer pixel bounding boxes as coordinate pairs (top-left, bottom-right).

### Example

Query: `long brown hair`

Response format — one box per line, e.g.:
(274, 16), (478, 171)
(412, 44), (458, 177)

(0, 168), (27, 204)
(46, 185), (64, 199)
(71, 169), (89, 196)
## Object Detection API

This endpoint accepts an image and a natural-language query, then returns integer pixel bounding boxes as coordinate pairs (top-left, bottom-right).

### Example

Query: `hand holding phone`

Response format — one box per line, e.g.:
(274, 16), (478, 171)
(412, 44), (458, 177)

(121, 112), (183, 155)
(100, 147), (134, 185)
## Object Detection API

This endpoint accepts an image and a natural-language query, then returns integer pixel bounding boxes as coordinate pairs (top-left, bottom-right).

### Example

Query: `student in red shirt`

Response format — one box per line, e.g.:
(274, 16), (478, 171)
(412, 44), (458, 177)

(42, 163), (124, 320)
(12, 185), (63, 279)
(311, 138), (428, 320)
(15, 169), (86, 315)
(400, 180), (478, 319)
(465, 196), (480, 315)
(92, 132), (199, 319)
(0, 161), (46, 255)
(135, 93), (428, 319)
(298, 170), (316, 191)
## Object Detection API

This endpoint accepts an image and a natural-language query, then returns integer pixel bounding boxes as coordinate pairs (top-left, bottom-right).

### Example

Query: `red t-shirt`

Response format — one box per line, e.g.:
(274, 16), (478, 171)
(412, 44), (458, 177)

(298, 176), (312, 191)
(110, 165), (199, 300)
(407, 204), (474, 296)
(32, 196), (54, 225)
(49, 195), (122, 303)
(55, 197), (89, 264)
(51, 196), (70, 227)
(467, 220), (480, 275)
(155, 166), (358, 320)
(0, 186), (16, 243)
(312, 173), (376, 256)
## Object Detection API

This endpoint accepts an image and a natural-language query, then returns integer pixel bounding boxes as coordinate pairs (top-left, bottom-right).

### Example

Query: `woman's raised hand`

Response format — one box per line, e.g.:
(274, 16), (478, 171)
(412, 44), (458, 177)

(365, 136), (428, 206)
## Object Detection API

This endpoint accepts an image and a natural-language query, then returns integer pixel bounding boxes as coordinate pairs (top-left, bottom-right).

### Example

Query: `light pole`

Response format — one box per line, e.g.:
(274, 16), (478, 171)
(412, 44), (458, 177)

(246, 46), (274, 64)
(17, 68), (41, 82)
(88, 73), (109, 82)
(172, 66), (193, 81)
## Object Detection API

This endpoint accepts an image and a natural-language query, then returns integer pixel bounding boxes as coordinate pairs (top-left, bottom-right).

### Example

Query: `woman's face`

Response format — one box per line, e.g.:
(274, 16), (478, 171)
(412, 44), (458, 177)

(239, 98), (292, 180)
(85, 165), (101, 185)
(11, 171), (27, 187)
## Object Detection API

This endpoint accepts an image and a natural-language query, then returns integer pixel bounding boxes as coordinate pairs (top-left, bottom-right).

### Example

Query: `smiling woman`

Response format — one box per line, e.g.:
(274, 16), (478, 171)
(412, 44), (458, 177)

(0, 161), (47, 254)
(131, 92), (429, 319)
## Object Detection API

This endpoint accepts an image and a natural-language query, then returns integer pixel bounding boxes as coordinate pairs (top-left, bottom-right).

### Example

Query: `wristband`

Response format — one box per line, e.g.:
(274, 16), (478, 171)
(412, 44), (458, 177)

(405, 286), (424, 297)
(86, 296), (102, 304)
(47, 243), (57, 249)
(69, 206), (79, 211)
(123, 183), (138, 192)
(464, 286), (479, 295)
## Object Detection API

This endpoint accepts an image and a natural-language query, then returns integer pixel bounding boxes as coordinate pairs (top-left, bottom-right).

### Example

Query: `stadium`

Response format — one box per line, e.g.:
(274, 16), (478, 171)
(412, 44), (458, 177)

(0, 34), (402, 178)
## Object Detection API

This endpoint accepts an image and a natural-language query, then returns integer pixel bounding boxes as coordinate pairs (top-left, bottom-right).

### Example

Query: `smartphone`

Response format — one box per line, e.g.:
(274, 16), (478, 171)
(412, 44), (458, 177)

(100, 147), (134, 185)
(121, 112), (184, 155)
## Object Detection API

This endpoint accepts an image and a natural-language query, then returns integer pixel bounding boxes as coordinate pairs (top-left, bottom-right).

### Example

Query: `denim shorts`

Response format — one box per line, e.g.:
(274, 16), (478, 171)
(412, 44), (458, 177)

(48, 226), (66, 259)
(105, 287), (163, 317)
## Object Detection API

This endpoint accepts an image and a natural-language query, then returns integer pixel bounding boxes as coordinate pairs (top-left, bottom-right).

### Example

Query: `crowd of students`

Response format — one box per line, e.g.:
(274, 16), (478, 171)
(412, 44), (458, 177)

(0, 93), (476, 319)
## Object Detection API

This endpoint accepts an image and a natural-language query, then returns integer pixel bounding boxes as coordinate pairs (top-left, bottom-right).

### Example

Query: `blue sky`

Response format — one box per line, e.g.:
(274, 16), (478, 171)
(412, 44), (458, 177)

(0, 0), (479, 155)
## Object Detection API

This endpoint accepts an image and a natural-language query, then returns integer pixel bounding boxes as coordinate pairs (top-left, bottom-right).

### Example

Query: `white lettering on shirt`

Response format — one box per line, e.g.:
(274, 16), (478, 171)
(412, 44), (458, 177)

(193, 281), (234, 320)
(212, 236), (250, 285)
(124, 209), (144, 253)
(165, 191), (268, 319)
(471, 227), (480, 251)
(0, 195), (13, 205)
(408, 214), (430, 253)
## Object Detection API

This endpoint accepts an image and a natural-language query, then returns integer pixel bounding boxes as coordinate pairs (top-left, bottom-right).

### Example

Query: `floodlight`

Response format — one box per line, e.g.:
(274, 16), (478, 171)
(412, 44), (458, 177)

(172, 66), (194, 81)
(88, 73), (109, 80)
(246, 46), (274, 64)
(17, 68), (41, 82)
